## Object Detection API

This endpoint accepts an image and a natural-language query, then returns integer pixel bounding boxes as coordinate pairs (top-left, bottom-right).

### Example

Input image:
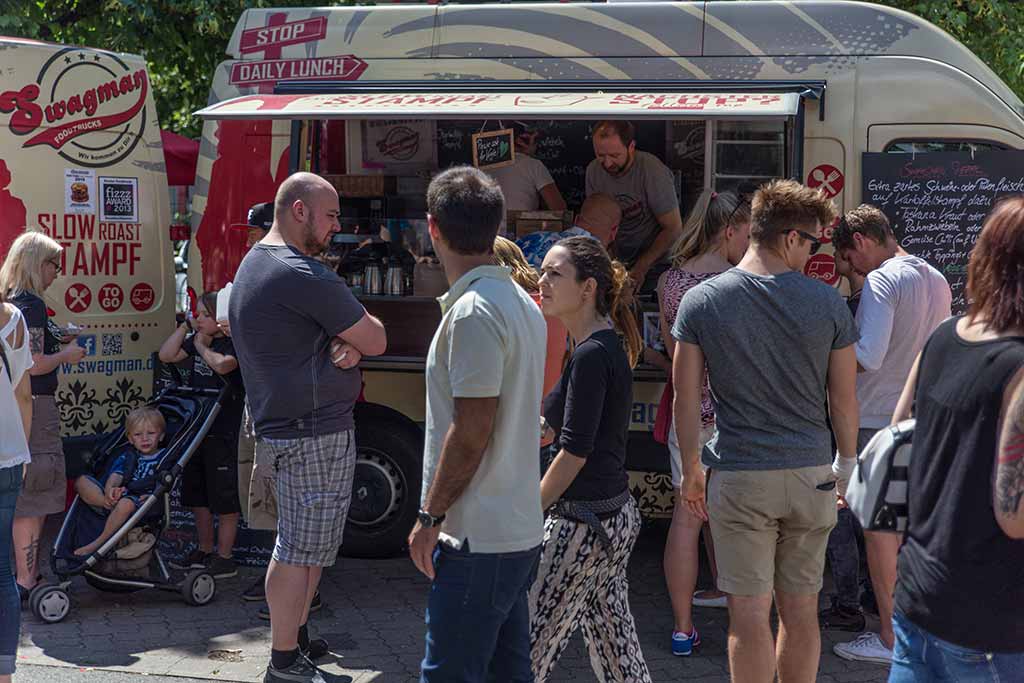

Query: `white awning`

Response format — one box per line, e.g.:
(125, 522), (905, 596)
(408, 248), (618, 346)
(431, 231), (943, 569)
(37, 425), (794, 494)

(196, 91), (802, 121)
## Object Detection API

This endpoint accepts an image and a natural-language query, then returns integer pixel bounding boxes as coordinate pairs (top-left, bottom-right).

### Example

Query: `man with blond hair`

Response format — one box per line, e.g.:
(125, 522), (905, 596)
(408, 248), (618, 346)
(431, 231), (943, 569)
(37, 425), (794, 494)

(230, 172), (387, 683)
(673, 180), (860, 683)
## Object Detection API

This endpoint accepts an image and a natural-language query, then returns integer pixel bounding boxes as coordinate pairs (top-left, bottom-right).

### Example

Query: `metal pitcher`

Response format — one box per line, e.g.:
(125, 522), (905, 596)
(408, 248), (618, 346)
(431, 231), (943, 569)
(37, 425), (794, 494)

(364, 261), (383, 295)
(385, 258), (405, 296)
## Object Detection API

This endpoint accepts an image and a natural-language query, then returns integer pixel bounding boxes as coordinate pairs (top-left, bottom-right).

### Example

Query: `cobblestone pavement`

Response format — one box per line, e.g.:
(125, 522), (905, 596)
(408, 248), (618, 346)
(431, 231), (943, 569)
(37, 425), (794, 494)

(19, 522), (890, 682)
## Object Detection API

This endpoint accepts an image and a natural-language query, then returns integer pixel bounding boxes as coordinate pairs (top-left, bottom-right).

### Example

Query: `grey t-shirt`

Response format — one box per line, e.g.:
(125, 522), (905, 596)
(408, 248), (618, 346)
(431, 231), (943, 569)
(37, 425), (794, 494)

(585, 150), (678, 265)
(672, 269), (858, 471)
(229, 244), (366, 440)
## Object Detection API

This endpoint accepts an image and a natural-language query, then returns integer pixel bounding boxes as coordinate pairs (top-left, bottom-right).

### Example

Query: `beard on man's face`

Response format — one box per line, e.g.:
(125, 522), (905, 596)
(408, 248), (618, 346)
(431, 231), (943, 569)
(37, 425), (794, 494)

(302, 215), (328, 256)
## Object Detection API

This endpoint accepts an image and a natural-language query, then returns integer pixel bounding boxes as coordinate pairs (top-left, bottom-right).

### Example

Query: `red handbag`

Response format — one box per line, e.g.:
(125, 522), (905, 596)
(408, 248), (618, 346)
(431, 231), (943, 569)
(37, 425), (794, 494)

(653, 382), (673, 445)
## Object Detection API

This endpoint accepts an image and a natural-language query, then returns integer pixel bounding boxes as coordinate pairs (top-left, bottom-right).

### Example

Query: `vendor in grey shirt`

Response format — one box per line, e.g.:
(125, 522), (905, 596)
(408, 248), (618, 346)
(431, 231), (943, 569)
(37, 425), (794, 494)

(585, 120), (683, 289)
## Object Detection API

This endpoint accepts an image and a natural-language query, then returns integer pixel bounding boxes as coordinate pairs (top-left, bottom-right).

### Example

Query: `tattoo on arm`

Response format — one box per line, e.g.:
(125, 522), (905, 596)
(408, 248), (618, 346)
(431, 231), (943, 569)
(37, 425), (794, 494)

(997, 434), (1024, 516)
(29, 327), (44, 356)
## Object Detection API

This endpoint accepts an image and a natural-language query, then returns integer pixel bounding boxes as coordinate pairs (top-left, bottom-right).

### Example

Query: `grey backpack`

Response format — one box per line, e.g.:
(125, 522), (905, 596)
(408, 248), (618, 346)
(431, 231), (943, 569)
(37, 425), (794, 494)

(846, 420), (914, 532)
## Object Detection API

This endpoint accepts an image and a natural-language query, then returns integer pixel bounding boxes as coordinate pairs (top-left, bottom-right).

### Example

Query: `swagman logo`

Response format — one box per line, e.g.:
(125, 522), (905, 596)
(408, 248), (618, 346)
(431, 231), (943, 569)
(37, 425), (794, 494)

(376, 126), (420, 162)
(0, 48), (148, 168)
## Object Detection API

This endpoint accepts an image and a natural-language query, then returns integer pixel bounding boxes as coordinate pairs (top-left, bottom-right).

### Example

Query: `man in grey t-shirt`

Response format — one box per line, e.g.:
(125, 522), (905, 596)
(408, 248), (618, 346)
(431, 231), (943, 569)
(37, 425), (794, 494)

(585, 120), (682, 289)
(672, 179), (859, 682)
(230, 172), (387, 683)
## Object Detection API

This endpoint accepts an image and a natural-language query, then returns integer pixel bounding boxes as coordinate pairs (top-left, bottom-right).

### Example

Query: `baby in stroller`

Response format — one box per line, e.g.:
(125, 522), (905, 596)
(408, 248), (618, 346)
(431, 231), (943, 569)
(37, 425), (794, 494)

(73, 406), (165, 556)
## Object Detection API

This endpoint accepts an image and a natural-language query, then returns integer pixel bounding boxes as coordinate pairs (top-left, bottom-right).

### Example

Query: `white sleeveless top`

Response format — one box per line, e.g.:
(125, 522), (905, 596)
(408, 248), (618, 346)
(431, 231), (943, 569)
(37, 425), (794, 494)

(0, 305), (34, 468)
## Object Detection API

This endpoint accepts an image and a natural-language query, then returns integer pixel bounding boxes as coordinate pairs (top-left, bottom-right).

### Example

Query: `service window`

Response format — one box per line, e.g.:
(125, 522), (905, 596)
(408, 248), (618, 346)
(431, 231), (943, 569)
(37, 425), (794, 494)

(711, 120), (786, 192)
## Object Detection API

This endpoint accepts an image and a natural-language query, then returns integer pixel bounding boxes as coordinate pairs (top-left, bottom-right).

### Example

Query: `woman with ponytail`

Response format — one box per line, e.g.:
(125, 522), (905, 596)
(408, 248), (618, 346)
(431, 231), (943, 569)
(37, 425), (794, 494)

(529, 236), (650, 682)
(659, 188), (750, 655)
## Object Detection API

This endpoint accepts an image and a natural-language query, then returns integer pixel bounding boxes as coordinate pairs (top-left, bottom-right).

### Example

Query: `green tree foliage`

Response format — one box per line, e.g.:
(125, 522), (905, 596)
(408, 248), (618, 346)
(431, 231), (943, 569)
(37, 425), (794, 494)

(1, 1), (1022, 139)
(0, 0), (335, 137)
(878, 0), (1024, 98)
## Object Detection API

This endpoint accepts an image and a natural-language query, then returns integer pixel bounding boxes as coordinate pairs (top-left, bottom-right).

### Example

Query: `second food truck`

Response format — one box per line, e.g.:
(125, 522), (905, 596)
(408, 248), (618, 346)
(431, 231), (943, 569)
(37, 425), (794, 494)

(189, 1), (1024, 557)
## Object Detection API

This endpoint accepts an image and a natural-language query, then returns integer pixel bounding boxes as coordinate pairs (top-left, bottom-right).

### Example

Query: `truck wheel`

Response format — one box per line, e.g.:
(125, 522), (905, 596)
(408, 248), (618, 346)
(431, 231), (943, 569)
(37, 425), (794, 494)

(343, 404), (422, 559)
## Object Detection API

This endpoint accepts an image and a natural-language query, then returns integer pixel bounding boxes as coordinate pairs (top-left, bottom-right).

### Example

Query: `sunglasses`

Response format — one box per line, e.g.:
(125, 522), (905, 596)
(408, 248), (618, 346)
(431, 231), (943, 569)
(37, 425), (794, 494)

(47, 259), (62, 273)
(726, 196), (751, 229)
(789, 229), (822, 255)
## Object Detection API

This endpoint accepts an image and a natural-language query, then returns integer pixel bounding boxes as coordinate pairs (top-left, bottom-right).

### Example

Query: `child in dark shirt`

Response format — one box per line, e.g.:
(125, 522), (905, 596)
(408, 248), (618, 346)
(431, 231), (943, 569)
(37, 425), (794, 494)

(74, 406), (165, 556)
(157, 290), (245, 578)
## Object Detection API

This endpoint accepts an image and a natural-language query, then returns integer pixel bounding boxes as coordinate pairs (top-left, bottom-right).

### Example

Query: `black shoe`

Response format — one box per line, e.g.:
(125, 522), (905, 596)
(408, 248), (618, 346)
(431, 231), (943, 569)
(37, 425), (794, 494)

(819, 597), (867, 632)
(242, 576), (266, 602)
(259, 591), (323, 621)
(170, 549), (209, 570)
(301, 637), (329, 661)
(264, 653), (325, 683)
(209, 555), (238, 579)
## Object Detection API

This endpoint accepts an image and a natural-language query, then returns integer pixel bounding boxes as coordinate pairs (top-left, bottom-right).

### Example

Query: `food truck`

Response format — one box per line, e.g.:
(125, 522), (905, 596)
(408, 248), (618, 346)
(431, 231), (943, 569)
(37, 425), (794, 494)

(189, 1), (1024, 557)
(0, 38), (175, 437)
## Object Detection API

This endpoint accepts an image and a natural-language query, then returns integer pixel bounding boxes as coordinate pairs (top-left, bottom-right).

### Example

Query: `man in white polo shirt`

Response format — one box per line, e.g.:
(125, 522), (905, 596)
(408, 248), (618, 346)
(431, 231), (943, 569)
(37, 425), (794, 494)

(408, 166), (546, 682)
(831, 204), (951, 665)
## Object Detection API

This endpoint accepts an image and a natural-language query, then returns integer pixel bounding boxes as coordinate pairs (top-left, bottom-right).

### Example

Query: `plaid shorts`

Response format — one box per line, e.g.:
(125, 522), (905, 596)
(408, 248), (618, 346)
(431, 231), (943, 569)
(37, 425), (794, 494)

(260, 430), (356, 567)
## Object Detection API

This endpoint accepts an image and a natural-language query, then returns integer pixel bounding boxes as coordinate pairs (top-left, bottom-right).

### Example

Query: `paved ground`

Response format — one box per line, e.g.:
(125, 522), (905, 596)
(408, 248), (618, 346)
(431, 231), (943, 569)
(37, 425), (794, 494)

(18, 522), (890, 682)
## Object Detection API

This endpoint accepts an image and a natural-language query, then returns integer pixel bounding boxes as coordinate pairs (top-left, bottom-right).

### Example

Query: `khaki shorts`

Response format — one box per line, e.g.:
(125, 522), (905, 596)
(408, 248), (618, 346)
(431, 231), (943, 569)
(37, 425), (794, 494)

(237, 404), (256, 520)
(708, 463), (837, 596)
(16, 396), (66, 518)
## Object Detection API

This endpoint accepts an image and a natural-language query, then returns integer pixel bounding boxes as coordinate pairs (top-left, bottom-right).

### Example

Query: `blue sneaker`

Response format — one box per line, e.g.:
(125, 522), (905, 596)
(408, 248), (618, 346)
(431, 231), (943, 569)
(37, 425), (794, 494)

(671, 627), (701, 656)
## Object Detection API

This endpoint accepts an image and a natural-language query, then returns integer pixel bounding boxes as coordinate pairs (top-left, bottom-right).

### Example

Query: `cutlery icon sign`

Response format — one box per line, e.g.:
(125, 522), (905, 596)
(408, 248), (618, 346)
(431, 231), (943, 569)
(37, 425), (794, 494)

(808, 165), (844, 197)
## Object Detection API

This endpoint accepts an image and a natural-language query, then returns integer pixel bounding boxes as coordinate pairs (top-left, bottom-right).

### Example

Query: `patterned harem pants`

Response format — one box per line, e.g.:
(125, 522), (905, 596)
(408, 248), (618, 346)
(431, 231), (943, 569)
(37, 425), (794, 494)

(529, 497), (652, 682)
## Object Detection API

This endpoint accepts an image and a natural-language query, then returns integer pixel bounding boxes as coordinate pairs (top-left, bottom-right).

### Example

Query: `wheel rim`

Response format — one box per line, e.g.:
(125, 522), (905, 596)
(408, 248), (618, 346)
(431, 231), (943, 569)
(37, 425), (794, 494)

(38, 590), (69, 622)
(348, 447), (405, 528)
(191, 574), (215, 604)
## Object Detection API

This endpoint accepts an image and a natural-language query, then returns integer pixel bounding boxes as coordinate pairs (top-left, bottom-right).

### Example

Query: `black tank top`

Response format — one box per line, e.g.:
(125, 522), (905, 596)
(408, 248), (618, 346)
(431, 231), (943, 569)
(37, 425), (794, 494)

(895, 317), (1024, 653)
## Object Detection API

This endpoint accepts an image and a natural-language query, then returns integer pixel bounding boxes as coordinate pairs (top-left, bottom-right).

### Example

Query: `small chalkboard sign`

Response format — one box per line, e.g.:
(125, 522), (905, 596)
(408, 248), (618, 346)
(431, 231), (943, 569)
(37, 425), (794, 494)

(472, 128), (515, 170)
(862, 150), (1024, 313)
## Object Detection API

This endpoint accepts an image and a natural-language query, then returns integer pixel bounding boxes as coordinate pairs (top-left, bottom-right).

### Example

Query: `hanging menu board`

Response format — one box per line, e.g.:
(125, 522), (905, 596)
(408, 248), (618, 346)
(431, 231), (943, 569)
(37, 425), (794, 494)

(472, 128), (516, 169)
(438, 120), (667, 211)
(861, 151), (1024, 313)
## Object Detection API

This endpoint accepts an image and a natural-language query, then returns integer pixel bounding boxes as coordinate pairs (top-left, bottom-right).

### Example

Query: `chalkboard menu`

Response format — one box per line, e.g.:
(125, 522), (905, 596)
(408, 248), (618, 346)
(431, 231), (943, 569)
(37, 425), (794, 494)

(862, 151), (1024, 313)
(472, 128), (515, 169)
(438, 120), (667, 210)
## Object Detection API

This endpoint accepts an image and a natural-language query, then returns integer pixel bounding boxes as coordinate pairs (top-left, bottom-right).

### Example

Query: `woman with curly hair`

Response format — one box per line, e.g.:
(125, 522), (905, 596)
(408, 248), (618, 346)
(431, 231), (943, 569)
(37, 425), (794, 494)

(529, 235), (650, 682)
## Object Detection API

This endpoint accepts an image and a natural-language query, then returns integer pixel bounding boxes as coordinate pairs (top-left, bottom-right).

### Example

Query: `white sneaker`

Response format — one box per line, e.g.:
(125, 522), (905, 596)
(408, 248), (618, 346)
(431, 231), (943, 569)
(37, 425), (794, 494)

(833, 632), (893, 664)
(692, 592), (728, 608)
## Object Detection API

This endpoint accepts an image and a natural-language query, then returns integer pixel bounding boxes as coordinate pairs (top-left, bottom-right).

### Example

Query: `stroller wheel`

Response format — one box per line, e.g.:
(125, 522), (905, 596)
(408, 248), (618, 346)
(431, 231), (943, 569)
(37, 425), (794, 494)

(28, 582), (51, 615)
(182, 570), (216, 606)
(33, 586), (71, 624)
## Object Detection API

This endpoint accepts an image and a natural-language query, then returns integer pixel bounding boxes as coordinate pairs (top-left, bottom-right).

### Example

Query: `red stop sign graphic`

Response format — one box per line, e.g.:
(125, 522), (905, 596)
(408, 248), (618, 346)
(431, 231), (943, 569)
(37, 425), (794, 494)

(807, 164), (844, 198)
(64, 283), (92, 313)
(804, 254), (839, 286)
(98, 283), (124, 312)
(130, 283), (155, 311)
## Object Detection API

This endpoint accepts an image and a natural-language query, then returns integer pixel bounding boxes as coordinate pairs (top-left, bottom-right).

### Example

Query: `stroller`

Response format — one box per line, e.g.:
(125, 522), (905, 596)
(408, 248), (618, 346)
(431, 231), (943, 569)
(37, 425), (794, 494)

(30, 383), (230, 624)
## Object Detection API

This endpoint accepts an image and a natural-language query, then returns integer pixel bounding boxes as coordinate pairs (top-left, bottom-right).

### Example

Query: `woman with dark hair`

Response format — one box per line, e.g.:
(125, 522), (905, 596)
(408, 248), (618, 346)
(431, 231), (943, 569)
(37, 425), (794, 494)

(158, 290), (245, 579)
(886, 196), (1024, 681)
(658, 188), (751, 655)
(529, 236), (651, 682)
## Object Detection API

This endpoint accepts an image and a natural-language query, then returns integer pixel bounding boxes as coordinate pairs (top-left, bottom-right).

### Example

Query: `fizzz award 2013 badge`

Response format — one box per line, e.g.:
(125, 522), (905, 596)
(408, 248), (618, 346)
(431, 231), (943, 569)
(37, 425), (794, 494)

(99, 176), (138, 222)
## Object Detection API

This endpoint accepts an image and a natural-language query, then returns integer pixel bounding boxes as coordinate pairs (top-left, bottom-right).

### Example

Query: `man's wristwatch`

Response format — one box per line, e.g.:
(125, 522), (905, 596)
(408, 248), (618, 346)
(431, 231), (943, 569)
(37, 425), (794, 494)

(417, 509), (446, 528)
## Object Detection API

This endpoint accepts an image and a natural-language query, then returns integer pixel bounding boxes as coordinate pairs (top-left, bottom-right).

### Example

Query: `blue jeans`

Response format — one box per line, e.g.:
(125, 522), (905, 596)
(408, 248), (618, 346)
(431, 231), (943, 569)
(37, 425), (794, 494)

(421, 542), (541, 683)
(0, 465), (23, 675)
(889, 611), (1024, 682)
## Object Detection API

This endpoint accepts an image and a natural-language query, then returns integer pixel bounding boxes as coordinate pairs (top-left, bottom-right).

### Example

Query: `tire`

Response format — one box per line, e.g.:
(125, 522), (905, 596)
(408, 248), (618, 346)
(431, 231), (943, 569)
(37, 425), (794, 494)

(342, 403), (423, 559)
(33, 586), (71, 624)
(182, 570), (216, 606)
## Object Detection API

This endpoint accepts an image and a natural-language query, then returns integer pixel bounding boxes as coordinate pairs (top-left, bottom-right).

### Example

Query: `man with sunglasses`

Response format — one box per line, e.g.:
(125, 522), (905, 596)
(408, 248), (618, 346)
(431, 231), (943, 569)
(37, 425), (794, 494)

(830, 205), (951, 666)
(673, 179), (859, 683)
